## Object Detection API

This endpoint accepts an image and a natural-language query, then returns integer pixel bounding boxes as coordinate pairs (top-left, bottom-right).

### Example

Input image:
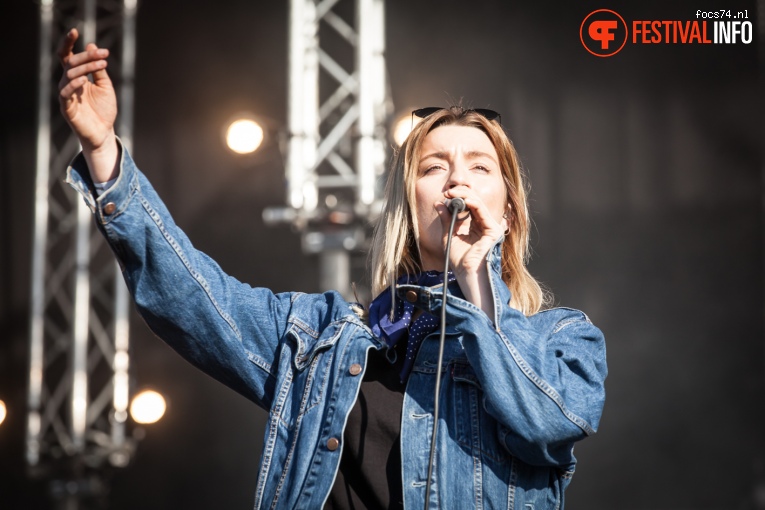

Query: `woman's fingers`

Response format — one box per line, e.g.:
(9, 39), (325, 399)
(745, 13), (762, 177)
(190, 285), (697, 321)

(59, 29), (110, 73)
(462, 197), (501, 233)
(66, 46), (109, 69)
(65, 59), (108, 82)
(59, 75), (90, 101)
(57, 28), (78, 66)
(444, 190), (500, 230)
(58, 42), (112, 103)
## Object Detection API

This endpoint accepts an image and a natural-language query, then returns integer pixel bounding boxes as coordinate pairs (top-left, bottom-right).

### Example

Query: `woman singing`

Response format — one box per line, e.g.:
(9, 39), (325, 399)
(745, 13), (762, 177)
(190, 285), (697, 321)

(58, 28), (607, 510)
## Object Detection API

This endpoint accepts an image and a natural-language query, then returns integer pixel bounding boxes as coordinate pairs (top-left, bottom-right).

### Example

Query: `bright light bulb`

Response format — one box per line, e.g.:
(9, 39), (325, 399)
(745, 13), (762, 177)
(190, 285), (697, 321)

(226, 119), (264, 154)
(130, 390), (166, 425)
(0, 400), (6, 426)
(392, 113), (421, 147)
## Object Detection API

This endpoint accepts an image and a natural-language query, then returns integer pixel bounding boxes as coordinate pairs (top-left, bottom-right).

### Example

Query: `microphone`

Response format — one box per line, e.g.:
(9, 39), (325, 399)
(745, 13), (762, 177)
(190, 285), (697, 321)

(444, 197), (466, 214)
(426, 196), (465, 510)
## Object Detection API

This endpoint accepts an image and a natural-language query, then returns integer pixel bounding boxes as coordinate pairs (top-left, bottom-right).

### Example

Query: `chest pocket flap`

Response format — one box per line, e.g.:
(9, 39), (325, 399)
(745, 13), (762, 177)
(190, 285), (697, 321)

(287, 318), (346, 371)
(450, 360), (482, 389)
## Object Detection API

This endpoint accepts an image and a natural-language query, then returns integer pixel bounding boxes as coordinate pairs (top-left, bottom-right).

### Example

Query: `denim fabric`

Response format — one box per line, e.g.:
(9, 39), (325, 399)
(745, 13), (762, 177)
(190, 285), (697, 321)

(66, 142), (607, 510)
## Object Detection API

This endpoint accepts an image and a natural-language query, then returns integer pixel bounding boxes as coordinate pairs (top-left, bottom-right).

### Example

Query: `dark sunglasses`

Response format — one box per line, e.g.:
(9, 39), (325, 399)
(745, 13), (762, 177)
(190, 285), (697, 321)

(412, 107), (502, 127)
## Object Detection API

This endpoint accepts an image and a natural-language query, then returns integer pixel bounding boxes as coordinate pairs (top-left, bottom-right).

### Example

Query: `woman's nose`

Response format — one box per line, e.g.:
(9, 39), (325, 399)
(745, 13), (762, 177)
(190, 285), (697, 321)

(447, 166), (469, 188)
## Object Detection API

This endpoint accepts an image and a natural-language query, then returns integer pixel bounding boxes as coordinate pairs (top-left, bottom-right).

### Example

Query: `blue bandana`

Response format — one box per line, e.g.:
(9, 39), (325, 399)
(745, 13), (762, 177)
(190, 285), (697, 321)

(368, 271), (463, 382)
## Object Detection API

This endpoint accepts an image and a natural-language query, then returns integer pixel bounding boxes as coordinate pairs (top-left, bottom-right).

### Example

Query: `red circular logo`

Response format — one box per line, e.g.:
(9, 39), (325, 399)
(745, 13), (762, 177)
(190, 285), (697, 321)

(580, 9), (628, 57)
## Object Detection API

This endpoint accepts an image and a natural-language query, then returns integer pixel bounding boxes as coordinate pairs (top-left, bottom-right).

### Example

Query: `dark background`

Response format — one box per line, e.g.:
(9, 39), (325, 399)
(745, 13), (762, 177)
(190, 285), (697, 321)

(1, 0), (762, 508)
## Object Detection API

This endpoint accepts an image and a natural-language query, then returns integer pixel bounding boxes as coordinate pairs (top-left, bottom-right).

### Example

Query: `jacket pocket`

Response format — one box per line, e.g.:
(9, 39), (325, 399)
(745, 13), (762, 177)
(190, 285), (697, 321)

(287, 319), (346, 371)
(508, 457), (566, 510)
(450, 361), (509, 464)
(279, 320), (346, 426)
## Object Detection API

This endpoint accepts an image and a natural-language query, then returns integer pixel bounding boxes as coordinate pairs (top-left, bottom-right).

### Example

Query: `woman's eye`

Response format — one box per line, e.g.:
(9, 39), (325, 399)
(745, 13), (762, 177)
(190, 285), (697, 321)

(474, 165), (490, 172)
(423, 165), (444, 174)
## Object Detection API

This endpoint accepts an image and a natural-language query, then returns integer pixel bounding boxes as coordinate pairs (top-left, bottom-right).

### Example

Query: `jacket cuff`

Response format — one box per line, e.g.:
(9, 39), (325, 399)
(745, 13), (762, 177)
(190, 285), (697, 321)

(65, 137), (137, 226)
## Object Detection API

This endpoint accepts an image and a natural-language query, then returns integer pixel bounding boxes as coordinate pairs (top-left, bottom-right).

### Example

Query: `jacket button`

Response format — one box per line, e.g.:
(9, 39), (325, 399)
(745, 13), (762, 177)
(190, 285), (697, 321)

(349, 363), (362, 376)
(405, 290), (418, 303)
(327, 437), (340, 451)
(103, 202), (117, 215)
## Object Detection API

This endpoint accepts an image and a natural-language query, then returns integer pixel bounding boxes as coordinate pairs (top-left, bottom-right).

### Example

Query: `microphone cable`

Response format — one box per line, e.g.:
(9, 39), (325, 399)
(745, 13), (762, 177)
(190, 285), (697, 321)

(424, 197), (465, 510)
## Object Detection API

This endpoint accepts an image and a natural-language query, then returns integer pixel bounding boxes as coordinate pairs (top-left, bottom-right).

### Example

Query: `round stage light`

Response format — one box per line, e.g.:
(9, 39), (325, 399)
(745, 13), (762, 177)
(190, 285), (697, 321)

(0, 400), (6, 426)
(130, 390), (166, 425)
(226, 119), (264, 154)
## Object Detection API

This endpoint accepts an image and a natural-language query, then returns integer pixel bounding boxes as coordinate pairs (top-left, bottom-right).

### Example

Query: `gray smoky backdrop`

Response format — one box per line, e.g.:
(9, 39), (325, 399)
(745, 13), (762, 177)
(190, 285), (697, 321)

(0, 0), (761, 508)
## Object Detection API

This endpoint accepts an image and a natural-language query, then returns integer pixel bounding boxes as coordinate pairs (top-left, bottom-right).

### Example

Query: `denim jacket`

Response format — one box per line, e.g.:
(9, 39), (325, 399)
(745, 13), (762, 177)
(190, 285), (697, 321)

(67, 143), (607, 510)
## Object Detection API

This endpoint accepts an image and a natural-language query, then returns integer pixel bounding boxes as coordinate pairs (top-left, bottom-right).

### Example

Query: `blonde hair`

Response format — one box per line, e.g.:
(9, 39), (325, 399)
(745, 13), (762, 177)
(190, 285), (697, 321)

(368, 106), (550, 316)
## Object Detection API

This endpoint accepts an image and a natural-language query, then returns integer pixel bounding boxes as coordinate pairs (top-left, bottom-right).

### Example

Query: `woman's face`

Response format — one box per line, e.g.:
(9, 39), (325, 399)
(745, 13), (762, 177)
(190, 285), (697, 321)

(414, 124), (509, 270)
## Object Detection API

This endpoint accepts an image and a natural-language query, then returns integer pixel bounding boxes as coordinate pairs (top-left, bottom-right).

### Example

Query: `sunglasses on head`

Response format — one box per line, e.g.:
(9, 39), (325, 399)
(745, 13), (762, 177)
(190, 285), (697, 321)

(412, 107), (502, 127)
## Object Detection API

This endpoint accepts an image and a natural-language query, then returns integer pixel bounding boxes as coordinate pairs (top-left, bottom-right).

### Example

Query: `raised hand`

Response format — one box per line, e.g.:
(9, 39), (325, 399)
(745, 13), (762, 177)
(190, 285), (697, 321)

(58, 28), (119, 182)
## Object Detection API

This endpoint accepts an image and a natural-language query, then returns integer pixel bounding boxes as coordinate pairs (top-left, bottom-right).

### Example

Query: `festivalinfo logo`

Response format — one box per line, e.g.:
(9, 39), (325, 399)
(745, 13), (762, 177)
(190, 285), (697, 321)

(580, 8), (754, 57)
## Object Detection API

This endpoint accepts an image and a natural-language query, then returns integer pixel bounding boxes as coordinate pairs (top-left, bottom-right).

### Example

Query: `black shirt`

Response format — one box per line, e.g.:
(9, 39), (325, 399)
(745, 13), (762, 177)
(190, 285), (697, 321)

(325, 341), (406, 509)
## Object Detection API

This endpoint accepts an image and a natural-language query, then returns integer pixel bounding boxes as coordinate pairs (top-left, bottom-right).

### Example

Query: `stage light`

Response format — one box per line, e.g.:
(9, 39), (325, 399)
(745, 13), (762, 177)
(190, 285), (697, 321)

(392, 112), (421, 146)
(129, 390), (166, 425)
(226, 118), (264, 154)
(0, 400), (5, 426)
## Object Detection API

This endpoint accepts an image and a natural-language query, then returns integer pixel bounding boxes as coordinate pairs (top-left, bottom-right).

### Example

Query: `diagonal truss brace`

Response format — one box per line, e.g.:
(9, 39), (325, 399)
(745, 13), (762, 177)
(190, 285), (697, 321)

(286, 0), (389, 216)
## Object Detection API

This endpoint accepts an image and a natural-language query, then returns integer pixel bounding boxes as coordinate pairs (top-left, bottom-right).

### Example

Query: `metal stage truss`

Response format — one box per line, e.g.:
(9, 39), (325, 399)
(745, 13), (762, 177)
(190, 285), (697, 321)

(28, 0), (137, 505)
(265, 0), (391, 298)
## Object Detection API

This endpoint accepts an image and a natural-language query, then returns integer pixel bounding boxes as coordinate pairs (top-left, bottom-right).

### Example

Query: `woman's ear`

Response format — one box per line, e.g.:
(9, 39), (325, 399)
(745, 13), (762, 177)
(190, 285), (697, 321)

(502, 207), (512, 233)
(500, 204), (513, 236)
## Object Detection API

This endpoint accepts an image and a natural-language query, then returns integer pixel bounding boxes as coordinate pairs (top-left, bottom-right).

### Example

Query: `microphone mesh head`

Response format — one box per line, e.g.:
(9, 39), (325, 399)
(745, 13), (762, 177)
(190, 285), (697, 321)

(446, 198), (466, 213)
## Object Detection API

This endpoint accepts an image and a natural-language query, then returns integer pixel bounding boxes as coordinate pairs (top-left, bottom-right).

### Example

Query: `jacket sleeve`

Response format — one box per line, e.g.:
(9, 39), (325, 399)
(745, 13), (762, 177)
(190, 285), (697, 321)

(66, 141), (290, 408)
(404, 245), (607, 468)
